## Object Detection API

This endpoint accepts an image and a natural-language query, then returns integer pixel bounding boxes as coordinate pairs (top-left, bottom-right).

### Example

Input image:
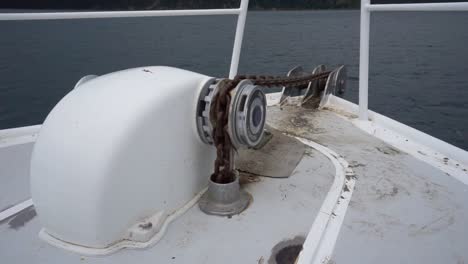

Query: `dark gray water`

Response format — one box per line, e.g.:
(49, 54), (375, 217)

(0, 10), (467, 149)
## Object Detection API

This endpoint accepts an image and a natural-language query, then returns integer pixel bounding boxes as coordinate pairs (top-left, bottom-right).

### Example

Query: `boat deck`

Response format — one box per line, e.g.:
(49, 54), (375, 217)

(268, 105), (468, 264)
(1, 99), (467, 263)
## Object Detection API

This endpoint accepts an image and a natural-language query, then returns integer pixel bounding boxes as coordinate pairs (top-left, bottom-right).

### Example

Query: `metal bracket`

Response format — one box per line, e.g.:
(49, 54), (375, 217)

(319, 65), (347, 109)
(301, 65), (327, 106)
(279, 65), (306, 105)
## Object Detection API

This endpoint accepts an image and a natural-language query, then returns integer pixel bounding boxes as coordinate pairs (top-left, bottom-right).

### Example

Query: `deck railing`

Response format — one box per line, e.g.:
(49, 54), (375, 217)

(2, 0), (468, 120)
(358, 1), (468, 120)
(0, 0), (250, 79)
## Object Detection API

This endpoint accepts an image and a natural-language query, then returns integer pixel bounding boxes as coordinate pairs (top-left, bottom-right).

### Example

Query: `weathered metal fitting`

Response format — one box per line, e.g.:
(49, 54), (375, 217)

(301, 64), (327, 105)
(228, 80), (267, 148)
(319, 65), (347, 108)
(199, 172), (251, 216)
(280, 65), (306, 105)
(196, 78), (222, 145)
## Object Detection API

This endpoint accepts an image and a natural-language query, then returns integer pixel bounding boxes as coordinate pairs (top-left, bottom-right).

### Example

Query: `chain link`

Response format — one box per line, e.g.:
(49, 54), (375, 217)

(210, 71), (331, 183)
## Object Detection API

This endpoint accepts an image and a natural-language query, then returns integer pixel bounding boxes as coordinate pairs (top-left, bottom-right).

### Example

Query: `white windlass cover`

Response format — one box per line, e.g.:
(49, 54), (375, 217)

(30, 66), (216, 254)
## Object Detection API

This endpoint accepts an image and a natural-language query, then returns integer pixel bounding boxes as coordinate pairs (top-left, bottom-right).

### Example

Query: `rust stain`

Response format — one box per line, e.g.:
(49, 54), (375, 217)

(239, 173), (261, 186)
(302, 97), (322, 109)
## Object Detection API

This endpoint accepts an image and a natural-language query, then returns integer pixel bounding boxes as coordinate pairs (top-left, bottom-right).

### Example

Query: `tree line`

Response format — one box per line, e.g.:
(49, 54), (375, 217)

(1, 0), (360, 10)
(2, 0), (460, 10)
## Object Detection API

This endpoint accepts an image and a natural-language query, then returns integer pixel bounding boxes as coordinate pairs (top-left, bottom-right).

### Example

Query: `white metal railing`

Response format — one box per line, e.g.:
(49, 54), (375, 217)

(3, 0), (466, 119)
(358, 1), (468, 120)
(0, 0), (249, 79)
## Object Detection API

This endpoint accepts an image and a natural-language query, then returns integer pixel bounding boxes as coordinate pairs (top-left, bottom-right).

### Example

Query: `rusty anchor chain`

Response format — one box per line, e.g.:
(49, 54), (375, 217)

(209, 71), (332, 184)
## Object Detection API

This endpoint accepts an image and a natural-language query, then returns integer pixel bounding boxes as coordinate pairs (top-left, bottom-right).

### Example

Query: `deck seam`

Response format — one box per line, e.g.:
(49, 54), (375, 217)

(294, 136), (356, 264)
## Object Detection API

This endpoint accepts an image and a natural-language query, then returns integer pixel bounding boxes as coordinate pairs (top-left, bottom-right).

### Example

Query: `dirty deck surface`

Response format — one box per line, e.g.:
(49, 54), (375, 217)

(1, 105), (468, 263)
(268, 106), (468, 264)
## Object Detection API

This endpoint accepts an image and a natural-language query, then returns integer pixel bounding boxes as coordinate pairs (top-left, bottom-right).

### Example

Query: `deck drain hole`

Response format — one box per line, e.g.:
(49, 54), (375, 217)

(268, 236), (305, 264)
(275, 245), (303, 264)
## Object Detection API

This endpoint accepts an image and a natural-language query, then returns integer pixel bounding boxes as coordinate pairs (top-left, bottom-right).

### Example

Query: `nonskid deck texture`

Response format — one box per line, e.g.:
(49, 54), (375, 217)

(0, 105), (467, 263)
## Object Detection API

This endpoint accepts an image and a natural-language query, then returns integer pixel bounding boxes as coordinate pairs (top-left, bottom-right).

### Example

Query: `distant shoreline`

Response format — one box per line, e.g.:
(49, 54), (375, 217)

(0, 8), (359, 12)
(247, 8), (359, 11)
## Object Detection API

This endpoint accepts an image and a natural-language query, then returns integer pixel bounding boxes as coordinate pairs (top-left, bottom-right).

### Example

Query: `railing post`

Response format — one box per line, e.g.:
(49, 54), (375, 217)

(229, 0), (249, 79)
(359, 0), (370, 120)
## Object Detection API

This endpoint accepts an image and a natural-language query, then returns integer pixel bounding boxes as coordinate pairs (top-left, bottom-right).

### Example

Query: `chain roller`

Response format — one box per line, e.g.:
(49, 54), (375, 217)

(210, 71), (331, 183)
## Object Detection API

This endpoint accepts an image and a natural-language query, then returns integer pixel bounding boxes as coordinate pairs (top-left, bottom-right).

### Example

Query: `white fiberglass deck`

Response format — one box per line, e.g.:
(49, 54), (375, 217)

(268, 104), (468, 264)
(1, 97), (467, 263)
